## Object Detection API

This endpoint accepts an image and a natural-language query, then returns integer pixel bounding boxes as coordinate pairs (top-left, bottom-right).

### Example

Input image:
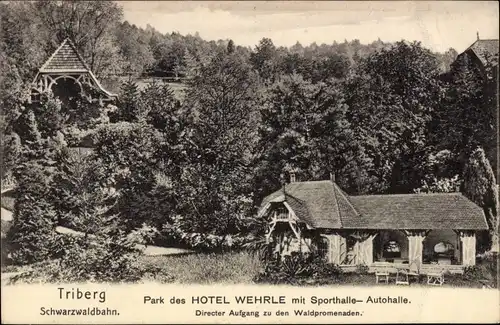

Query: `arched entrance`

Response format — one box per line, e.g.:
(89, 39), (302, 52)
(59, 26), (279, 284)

(373, 230), (409, 263)
(50, 76), (82, 108)
(422, 229), (460, 265)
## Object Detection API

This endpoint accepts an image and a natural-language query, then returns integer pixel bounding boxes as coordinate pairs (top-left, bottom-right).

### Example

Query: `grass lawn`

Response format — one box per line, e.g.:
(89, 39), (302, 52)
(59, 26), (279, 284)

(134, 78), (186, 100)
(138, 251), (261, 285)
(136, 251), (491, 288)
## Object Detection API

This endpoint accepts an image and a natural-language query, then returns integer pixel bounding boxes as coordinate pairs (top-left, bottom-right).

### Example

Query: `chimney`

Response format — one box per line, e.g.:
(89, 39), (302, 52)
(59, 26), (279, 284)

(477, 31), (480, 41)
(290, 172), (296, 183)
(330, 172), (336, 183)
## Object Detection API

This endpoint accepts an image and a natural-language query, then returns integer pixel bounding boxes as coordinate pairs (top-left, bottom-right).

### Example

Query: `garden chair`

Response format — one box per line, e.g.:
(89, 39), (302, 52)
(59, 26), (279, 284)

(375, 268), (390, 284)
(395, 268), (409, 285)
(426, 270), (445, 286)
(396, 261), (420, 285)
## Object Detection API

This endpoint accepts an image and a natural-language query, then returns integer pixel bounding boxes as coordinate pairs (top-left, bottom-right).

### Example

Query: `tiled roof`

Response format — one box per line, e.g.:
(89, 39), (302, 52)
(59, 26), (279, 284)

(349, 193), (488, 230)
(261, 180), (359, 228)
(260, 181), (488, 230)
(466, 39), (499, 66)
(40, 38), (89, 72)
(35, 39), (117, 99)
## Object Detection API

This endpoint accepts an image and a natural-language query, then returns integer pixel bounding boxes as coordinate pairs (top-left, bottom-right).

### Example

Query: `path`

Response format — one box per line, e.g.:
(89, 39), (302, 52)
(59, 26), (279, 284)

(1, 208), (13, 222)
(55, 226), (193, 256)
(1, 187), (14, 222)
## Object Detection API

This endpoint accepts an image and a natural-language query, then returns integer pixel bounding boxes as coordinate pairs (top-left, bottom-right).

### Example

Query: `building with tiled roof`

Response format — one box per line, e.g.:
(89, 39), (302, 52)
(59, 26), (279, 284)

(258, 174), (488, 272)
(451, 34), (499, 78)
(30, 38), (117, 104)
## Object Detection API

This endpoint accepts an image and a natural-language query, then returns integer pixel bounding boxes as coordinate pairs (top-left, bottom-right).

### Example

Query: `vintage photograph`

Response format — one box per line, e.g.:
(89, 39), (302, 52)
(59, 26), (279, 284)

(0, 0), (498, 305)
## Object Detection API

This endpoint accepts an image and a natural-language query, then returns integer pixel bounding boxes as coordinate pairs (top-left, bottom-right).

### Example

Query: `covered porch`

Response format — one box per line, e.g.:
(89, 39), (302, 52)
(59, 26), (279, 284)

(322, 229), (477, 274)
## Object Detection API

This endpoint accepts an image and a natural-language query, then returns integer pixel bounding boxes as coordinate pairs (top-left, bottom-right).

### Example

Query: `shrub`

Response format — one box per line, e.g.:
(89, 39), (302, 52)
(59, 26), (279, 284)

(7, 161), (59, 265)
(161, 219), (252, 252)
(464, 252), (498, 288)
(355, 264), (370, 275)
(8, 232), (144, 284)
(254, 252), (343, 285)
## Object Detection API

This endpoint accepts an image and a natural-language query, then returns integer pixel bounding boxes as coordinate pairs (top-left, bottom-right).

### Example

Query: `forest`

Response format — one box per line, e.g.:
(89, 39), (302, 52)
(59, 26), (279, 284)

(0, 1), (498, 283)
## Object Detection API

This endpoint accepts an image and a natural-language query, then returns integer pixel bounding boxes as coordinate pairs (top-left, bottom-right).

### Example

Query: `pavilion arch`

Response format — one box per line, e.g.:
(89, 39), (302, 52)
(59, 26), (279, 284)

(422, 229), (461, 265)
(373, 230), (409, 263)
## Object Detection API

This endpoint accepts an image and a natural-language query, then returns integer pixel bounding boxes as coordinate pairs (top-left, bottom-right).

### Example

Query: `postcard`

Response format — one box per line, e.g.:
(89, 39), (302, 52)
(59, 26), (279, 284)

(1, 1), (499, 324)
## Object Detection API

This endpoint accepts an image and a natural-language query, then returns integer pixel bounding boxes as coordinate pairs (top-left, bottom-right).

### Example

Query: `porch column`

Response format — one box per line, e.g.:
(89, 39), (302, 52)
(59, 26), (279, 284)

(322, 234), (342, 264)
(459, 231), (476, 266)
(358, 235), (375, 265)
(404, 230), (429, 268)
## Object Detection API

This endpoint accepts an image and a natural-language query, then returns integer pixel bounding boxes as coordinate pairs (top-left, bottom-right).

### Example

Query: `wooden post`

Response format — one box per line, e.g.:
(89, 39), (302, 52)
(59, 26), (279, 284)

(358, 235), (375, 265)
(459, 231), (476, 266)
(321, 234), (343, 264)
(404, 230), (429, 269)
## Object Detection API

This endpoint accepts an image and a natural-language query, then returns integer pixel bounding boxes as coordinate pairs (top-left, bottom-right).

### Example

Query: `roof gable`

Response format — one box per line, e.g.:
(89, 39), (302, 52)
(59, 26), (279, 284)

(261, 180), (360, 229)
(40, 38), (89, 72)
(466, 39), (499, 66)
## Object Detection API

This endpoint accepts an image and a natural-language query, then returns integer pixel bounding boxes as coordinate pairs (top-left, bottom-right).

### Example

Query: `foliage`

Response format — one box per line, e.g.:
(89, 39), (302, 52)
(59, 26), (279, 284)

(345, 41), (445, 194)
(174, 48), (260, 236)
(7, 161), (58, 265)
(45, 145), (146, 282)
(254, 252), (343, 285)
(355, 264), (370, 275)
(463, 252), (498, 288)
(161, 218), (252, 252)
(463, 147), (499, 251)
(434, 52), (498, 177)
(1, 132), (22, 180)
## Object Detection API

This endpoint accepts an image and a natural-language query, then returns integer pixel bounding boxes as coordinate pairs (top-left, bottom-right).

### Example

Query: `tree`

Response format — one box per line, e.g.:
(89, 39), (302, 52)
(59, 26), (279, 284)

(30, 93), (66, 139)
(344, 41), (445, 193)
(227, 39), (235, 54)
(115, 80), (141, 122)
(7, 161), (58, 264)
(462, 147), (498, 252)
(250, 38), (280, 82)
(115, 21), (154, 76)
(176, 49), (261, 238)
(47, 147), (143, 282)
(256, 74), (368, 196)
(434, 52), (497, 179)
(1, 132), (22, 180)
(31, 0), (124, 76)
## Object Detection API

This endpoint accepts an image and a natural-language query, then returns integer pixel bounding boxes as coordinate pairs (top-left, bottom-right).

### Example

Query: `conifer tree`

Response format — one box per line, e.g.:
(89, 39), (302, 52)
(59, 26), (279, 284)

(115, 79), (141, 122)
(463, 147), (499, 252)
(8, 160), (58, 264)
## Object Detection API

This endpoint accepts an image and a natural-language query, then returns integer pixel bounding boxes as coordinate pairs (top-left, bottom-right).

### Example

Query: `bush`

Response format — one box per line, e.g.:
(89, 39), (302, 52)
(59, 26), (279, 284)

(254, 252), (343, 285)
(161, 219), (252, 252)
(464, 252), (498, 288)
(355, 264), (370, 275)
(8, 233), (144, 284)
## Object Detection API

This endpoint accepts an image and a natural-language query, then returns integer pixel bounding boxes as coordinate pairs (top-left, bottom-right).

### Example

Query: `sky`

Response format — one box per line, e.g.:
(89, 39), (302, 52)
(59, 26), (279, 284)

(121, 1), (499, 53)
